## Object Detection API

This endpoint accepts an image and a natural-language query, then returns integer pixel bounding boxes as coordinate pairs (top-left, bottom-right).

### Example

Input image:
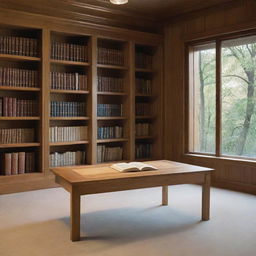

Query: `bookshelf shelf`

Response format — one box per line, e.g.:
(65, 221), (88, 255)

(0, 86), (40, 92)
(0, 54), (41, 62)
(50, 59), (90, 66)
(97, 92), (127, 96)
(50, 89), (89, 94)
(50, 141), (89, 146)
(0, 117), (40, 120)
(0, 143), (40, 148)
(97, 138), (128, 143)
(97, 64), (127, 70)
(135, 136), (154, 140)
(97, 117), (126, 120)
(135, 116), (154, 119)
(0, 172), (43, 179)
(49, 164), (90, 170)
(135, 68), (154, 73)
(135, 158), (152, 161)
(135, 94), (152, 97)
(50, 117), (90, 120)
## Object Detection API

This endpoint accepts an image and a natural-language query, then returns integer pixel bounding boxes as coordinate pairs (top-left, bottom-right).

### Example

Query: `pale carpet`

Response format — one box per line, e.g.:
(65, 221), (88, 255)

(0, 185), (255, 256)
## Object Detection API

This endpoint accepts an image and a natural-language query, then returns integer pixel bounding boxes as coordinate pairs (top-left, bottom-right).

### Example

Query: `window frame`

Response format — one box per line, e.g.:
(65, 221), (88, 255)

(185, 29), (256, 160)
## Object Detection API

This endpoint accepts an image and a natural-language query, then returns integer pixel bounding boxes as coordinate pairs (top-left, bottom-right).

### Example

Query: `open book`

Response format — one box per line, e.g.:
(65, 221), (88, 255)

(111, 162), (158, 172)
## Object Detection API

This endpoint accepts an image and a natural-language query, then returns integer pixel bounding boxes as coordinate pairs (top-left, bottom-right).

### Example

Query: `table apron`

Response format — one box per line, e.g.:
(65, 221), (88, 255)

(73, 172), (207, 195)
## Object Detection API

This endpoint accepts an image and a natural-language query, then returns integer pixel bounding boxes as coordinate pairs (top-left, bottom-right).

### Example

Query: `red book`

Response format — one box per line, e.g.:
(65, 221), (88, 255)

(12, 97), (17, 117)
(11, 152), (18, 175)
(8, 97), (13, 116)
(4, 153), (12, 176)
(18, 152), (25, 174)
(3, 97), (8, 116)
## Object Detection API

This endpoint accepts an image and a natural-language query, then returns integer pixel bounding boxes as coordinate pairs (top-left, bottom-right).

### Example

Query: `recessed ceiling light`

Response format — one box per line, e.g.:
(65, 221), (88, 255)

(110, 0), (128, 5)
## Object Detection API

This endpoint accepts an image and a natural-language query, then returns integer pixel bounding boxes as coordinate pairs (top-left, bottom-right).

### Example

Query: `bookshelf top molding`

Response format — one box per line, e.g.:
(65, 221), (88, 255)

(0, 7), (163, 45)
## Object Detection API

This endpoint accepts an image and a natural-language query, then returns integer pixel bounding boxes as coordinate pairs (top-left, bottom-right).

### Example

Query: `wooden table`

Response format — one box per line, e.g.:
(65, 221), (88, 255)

(51, 160), (212, 241)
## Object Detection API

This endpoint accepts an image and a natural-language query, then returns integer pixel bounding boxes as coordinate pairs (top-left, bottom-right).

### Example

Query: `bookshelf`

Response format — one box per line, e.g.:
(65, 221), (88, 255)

(135, 44), (162, 161)
(0, 25), (42, 177)
(0, 23), (163, 194)
(96, 38), (130, 163)
(49, 32), (90, 169)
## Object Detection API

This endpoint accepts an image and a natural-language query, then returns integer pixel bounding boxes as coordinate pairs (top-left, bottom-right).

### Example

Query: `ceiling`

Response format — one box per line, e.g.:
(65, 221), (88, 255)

(86, 0), (234, 19)
(0, 0), (236, 33)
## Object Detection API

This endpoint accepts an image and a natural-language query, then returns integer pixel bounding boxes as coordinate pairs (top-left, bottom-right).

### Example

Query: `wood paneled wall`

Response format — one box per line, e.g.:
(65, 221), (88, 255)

(164, 0), (256, 194)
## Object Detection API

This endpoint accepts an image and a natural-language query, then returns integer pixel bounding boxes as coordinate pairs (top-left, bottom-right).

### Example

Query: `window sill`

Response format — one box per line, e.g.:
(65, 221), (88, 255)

(184, 153), (256, 165)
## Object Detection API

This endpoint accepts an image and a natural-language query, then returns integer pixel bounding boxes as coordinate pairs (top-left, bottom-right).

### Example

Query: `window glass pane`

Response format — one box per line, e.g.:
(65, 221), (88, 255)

(221, 36), (256, 157)
(189, 43), (216, 153)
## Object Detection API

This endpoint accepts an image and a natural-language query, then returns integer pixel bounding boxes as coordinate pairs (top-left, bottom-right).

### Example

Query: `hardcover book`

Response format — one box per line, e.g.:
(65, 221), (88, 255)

(111, 162), (157, 172)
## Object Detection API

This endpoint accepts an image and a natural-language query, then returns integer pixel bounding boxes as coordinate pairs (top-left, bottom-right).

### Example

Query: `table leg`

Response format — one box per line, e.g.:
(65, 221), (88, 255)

(162, 186), (168, 205)
(70, 188), (81, 241)
(202, 173), (211, 221)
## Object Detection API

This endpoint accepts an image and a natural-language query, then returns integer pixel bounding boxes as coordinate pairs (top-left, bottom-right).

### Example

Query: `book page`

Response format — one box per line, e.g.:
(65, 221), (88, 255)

(129, 162), (158, 171)
(111, 163), (138, 172)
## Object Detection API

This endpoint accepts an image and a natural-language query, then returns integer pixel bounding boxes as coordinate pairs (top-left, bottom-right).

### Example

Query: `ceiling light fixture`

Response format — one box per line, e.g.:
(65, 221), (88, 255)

(110, 0), (128, 5)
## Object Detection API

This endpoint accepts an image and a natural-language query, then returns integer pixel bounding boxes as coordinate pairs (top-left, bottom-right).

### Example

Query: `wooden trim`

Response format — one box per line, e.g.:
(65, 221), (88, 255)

(0, 86), (40, 92)
(0, 7), (163, 44)
(89, 35), (98, 164)
(212, 180), (256, 195)
(184, 153), (256, 167)
(41, 28), (50, 175)
(216, 40), (221, 157)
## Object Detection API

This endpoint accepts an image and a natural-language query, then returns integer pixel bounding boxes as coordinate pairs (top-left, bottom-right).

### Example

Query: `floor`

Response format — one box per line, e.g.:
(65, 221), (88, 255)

(0, 185), (255, 256)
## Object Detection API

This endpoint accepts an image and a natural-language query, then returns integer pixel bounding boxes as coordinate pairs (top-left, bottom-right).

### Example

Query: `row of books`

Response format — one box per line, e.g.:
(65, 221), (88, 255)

(135, 52), (153, 69)
(97, 76), (124, 93)
(136, 78), (152, 95)
(2, 152), (35, 176)
(0, 128), (35, 144)
(50, 126), (88, 143)
(0, 98), (38, 117)
(0, 36), (38, 57)
(135, 123), (151, 137)
(50, 102), (86, 117)
(51, 42), (88, 62)
(0, 67), (38, 88)
(98, 47), (124, 66)
(98, 126), (123, 140)
(135, 143), (152, 159)
(136, 103), (151, 116)
(97, 145), (123, 163)
(97, 104), (122, 117)
(50, 151), (86, 167)
(50, 72), (88, 91)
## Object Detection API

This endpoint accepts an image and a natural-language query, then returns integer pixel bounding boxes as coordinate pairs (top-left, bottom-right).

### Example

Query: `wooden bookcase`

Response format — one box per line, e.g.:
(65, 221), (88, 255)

(0, 23), (163, 194)
(135, 44), (163, 161)
(0, 25), (42, 178)
(49, 31), (90, 169)
(97, 38), (131, 163)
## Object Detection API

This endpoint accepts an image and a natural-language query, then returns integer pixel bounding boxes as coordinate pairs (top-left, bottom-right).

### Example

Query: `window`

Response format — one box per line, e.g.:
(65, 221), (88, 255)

(188, 35), (256, 159)
(189, 43), (216, 154)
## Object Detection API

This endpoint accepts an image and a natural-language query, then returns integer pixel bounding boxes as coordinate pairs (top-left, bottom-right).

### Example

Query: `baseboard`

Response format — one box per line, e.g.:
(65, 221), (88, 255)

(212, 180), (256, 195)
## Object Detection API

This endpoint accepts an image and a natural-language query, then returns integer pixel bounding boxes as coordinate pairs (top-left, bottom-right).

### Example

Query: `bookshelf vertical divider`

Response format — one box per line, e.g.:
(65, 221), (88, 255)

(89, 35), (98, 164)
(41, 29), (50, 175)
(128, 41), (135, 161)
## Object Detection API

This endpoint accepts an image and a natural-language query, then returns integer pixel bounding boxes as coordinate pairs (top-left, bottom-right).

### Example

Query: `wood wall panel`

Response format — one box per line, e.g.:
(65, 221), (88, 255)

(164, 0), (256, 194)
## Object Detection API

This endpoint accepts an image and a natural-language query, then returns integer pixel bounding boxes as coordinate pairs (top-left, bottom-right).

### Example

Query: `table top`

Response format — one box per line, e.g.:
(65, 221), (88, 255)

(51, 160), (212, 185)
